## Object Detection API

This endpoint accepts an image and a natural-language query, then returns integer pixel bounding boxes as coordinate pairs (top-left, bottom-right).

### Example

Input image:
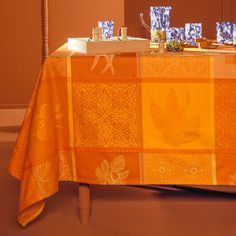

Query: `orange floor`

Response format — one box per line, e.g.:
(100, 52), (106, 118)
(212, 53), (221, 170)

(1, 110), (236, 236)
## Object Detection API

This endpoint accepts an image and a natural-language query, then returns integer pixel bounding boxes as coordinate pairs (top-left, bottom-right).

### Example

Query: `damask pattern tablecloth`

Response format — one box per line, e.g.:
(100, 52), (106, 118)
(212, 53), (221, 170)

(8, 45), (236, 226)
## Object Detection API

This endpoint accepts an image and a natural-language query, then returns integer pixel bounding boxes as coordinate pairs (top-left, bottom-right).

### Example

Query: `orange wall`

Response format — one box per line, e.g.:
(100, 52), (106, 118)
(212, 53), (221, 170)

(0, 0), (235, 107)
(223, 0), (236, 22)
(48, 0), (125, 53)
(0, 0), (41, 107)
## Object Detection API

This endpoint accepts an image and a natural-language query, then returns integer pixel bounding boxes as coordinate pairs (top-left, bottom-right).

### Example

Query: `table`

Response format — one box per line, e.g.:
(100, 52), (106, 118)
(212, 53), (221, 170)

(8, 44), (236, 227)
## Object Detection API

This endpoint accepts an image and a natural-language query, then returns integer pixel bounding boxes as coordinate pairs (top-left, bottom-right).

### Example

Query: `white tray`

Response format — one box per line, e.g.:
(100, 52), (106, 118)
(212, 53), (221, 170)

(68, 37), (150, 54)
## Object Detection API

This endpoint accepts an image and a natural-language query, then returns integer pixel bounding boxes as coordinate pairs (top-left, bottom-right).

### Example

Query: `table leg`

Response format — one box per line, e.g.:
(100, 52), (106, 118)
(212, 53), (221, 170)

(78, 183), (91, 224)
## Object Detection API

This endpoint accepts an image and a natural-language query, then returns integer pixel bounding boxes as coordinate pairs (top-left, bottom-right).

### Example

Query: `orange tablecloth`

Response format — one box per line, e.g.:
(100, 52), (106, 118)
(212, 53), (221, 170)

(8, 45), (236, 226)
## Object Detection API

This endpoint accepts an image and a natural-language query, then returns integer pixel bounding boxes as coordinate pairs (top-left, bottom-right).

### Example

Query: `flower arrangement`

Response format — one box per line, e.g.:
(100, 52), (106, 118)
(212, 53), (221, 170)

(166, 40), (184, 52)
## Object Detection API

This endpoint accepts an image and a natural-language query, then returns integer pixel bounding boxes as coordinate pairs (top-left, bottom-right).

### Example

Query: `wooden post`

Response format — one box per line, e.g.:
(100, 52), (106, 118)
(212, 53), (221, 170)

(41, 0), (49, 64)
(78, 183), (91, 224)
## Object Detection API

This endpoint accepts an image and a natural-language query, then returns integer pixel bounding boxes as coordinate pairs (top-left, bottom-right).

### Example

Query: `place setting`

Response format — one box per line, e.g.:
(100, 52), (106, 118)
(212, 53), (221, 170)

(68, 5), (236, 55)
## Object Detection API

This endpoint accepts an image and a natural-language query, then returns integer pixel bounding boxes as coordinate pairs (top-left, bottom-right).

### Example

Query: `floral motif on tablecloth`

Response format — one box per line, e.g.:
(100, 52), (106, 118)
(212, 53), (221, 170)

(73, 84), (138, 148)
(215, 82), (236, 149)
(151, 88), (200, 147)
(32, 161), (58, 197)
(58, 150), (73, 181)
(32, 103), (64, 141)
(143, 154), (213, 184)
(141, 55), (210, 79)
(9, 114), (33, 179)
(95, 156), (129, 184)
(142, 81), (214, 149)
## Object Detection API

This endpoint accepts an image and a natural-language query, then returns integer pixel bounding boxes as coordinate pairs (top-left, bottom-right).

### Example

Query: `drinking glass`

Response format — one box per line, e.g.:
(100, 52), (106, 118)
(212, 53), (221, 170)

(166, 27), (184, 42)
(185, 23), (202, 45)
(98, 21), (114, 39)
(216, 22), (234, 44)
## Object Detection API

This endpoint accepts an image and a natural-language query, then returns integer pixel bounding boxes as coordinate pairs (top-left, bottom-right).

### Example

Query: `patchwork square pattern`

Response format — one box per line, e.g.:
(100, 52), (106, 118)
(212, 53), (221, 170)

(73, 83), (138, 148)
(142, 82), (215, 149)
